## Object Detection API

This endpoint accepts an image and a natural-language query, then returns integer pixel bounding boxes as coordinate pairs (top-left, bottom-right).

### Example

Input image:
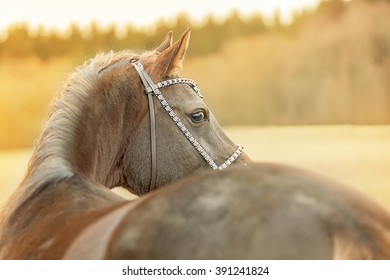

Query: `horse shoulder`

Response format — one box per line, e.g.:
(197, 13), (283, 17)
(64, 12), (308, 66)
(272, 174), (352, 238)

(63, 199), (143, 259)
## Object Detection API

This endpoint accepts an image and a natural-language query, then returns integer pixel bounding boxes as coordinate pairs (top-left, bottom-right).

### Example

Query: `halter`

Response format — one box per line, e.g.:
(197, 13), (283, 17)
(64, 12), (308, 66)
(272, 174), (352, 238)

(131, 60), (244, 191)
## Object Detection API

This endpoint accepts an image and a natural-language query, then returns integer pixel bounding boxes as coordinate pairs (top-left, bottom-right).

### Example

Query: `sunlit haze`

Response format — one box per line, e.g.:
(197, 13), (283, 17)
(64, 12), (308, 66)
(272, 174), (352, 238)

(1, 0), (321, 34)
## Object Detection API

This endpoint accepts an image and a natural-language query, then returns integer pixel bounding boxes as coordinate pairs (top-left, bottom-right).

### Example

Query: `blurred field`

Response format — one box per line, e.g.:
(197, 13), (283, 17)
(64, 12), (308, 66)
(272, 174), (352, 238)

(1, 125), (390, 212)
(227, 125), (390, 212)
(0, 57), (74, 148)
(0, 149), (31, 206)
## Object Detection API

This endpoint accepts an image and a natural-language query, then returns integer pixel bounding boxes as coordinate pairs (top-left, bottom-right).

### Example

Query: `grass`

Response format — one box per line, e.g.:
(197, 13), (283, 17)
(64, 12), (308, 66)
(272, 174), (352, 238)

(225, 125), (390, 211)
(1, 125), (390, 212)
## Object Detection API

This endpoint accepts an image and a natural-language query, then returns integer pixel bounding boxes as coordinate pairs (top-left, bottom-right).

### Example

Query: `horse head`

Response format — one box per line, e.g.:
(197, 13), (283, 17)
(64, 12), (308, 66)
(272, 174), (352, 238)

(121, 29), (250, 194)
(23, 28), (249, 197)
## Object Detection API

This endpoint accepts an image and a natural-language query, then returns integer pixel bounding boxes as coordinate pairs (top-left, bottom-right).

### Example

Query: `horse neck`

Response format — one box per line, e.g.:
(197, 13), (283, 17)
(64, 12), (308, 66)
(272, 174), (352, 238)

(23, 68), (141, 192)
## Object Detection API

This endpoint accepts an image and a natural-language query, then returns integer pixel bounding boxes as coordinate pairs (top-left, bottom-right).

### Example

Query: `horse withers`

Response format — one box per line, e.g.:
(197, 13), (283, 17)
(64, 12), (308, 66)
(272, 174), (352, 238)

(0, 29), (249, 259)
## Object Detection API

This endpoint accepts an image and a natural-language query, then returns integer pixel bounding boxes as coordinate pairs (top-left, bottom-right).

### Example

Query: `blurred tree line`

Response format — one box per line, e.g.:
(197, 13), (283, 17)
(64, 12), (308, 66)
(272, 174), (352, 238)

(0, 11), (275, 60)
(187, 0), (390, 126)
(2, 0), (377, 60)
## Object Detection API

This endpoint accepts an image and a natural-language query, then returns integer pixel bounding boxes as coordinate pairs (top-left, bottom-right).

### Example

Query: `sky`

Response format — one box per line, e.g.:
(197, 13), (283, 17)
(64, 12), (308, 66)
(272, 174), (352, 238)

(0, 0), (321, 34)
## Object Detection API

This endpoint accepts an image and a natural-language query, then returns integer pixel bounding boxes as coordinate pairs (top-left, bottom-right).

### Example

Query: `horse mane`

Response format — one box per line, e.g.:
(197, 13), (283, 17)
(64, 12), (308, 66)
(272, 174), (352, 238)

(1, 50), (156, 219)
(25, 52), (132, 180)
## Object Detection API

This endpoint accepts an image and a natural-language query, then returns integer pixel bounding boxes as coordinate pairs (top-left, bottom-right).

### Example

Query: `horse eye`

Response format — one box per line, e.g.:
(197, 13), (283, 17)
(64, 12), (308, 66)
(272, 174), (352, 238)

(191, 110), (206, 123)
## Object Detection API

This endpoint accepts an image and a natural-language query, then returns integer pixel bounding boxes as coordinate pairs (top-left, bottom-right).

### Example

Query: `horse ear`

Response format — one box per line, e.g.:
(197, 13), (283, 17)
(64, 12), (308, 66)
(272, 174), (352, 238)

(155, 31), (173, 53)
(153, 28), (191, 77)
